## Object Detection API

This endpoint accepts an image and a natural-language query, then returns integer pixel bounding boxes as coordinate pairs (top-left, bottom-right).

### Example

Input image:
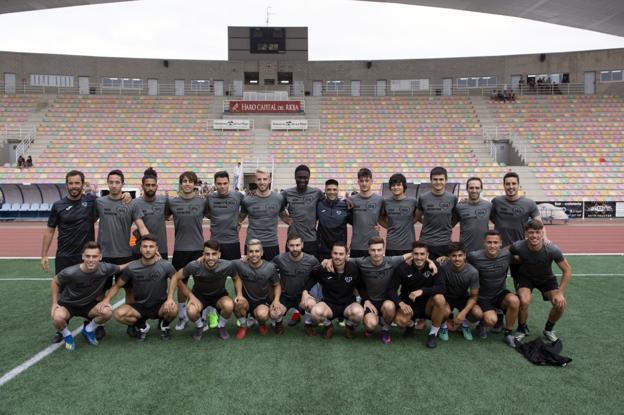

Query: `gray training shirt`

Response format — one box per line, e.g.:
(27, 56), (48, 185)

(282, 186), (324, 242)
(455, 199), (492, 254)
(383, 196), (417, 251)
(57, 262), (120, 307)
(241, 192), (286, 247)
(353, 255), (405, 302)
(166, 196), (207, 252)
(234, 260), (280, 304)
(96, 197), (144, 258)
(183, 259), (236, 297)
(417, 191), (458, 247)
(120, 259), (176, 305)
(491, 196), (539, 246)
(510, 240), (565, 280)
(272, 252), (320, 302)
(439, 261), (479, 299)
(134, 196), (168, 254)
(206, 191), (244, 244)
(467, 248), (511, 300)
(350, 193), (384, 251)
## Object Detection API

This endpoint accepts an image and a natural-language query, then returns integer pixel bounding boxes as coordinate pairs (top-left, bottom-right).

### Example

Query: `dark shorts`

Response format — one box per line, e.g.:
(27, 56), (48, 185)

(402, 296), (432, 319)
(243, 293), (269, 315)
(385, 249), (410, 257)
(280, 296), (303, 313)
(193, 289), (230, 312)
(219, 242), (241, 260)
(517, 276), (559, 300)
(478, 289), (512, 312)
(59, 300), (98, 320)
(325, 301), (351, 319)
(245, 244), (280, 261)
(350, 249), (368, 258)
(55, 255), (83, 274)
(364, 299), (387, 315)
(446, 295), (469, 312)
(427, 245), (451, 261)
(131, 301), (164, 320)
(510, 263), (521, 285)
(102, 256), (136, 289)
(173, 250), (203, 271)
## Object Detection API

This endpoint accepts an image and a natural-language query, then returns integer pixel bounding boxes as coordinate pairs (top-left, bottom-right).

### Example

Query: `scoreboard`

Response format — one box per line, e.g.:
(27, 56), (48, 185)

(228, 26), (308, 61)
(250, 27), (286, 54)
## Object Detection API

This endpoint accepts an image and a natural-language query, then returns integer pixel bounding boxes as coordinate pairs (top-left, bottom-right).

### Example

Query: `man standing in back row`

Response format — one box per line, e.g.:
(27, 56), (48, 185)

(415, 166), (458, 260)
(281, 164), (324, 258)
(349, 168), (383, 258)
(206, 170), (244, 260)
(239, 169), (288, 261)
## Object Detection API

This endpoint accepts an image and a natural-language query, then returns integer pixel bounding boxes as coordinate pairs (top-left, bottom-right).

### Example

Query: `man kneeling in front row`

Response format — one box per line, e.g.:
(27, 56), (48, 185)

(50, 241), (126, 351)
(307, 242), (364, 339)
(102, 234), (178, 341)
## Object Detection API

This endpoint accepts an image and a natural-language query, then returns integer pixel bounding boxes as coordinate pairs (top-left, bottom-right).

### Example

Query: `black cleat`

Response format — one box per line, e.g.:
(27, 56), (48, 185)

(403, 325), (416, 338)
(126, 325), (139, 338)
(52, 331), (63, 344)
(426, 334), (438, 349)
(95, 325), (106, 341)
(160, 328), (171, 341)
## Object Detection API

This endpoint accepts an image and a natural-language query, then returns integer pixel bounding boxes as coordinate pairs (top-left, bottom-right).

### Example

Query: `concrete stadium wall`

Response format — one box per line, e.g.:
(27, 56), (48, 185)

(1, 48), (623, 94)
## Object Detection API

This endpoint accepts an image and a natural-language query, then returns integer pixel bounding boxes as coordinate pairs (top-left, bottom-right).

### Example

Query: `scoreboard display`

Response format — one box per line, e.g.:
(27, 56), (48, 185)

(250, 27), (286, 54)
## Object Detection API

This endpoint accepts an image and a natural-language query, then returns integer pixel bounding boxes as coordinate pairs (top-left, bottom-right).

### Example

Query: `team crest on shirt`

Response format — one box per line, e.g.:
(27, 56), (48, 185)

(304, 196), (314, 205)
(226, 200), (236, 208)
(439, 202), (451, 210)
(81, 202), (88, 207)
(345, 276), (352, 283)
(153, 206), (163, 214)
(190, 206), (201, 215)
(476, 208), (488, 218)
(116, 205), (129, 215)
(366, 203), (377, 210)
(336, 210), (343, 215)
(400, 207), (411, 215)
(512, 207), (524, 216)
(424, 271), (432, 278)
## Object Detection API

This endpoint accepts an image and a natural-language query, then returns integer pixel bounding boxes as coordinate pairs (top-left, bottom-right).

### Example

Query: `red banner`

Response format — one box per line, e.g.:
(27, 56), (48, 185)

(229, 100), (301, 113)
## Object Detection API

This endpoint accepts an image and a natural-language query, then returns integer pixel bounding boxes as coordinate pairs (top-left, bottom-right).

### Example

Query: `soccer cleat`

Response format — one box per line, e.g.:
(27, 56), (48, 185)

(137, 322), (151, 342)
(95, 325), (106, 341)
(517, 324), (530, 337)
(426, 334), (438, 349)
(258, 323), (269, 336)
(288, 311), (301, 327)
(235, 327), (248, 340)
(344, 325), (355, 340)
(160, 328), (171, 341)
(338, 318), (346, 327)
(208, 312), (219, 329)
(323, 323), (334, 339)
(364, 330), (374, 338)
(543, 330), (559, 342)
(439, 327), (449, 342)
(64, 334), (76, 351)
(192, 326), (204, 341)
(304, 324), (317, 337)
(126, 325), (139, 338)
(217, 327), (230, 340)
(504, 334), (516, 348)
(274, 321), (285, 335)
(199, 319), (210, 332)
(476, 323), (488, 339)
(403, 325), (416, 338)
(81, 327), (99, 346)
(52, 331), (63, 344)
(380, 330), (392, 345)
(491, 313), (505, 333)
(460, 325), (473, 341)
(175, 317), (188, 331)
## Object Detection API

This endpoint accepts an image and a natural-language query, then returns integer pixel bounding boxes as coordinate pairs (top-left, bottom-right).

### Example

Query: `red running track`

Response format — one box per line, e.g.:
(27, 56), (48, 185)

(0, 220), (622, 257)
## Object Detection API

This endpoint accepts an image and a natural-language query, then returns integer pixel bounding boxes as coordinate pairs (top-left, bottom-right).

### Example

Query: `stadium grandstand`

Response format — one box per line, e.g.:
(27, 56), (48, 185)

(0, 1), (623, 414)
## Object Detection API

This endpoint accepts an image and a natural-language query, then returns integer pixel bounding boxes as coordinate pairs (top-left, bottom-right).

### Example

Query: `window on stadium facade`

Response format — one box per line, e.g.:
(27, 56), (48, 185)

(601, 70), (622, 82)
(30, 74), (74, 87)
(326, 80), (345, 92)
(191, 80), (210, 91)
(457, 76), (497, 88)
(102, 77), (143, 89)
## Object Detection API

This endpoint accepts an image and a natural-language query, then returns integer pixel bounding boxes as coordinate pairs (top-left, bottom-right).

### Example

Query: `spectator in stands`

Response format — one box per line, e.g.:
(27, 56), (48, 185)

(26, 155), (33, 168)
(17, 155), (25, 169)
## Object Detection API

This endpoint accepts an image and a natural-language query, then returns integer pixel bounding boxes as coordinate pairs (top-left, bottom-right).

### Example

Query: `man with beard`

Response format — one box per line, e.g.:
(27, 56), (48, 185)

(316, 179), (350, 261)
(271, 234), (320, 334)
(349, 168), (383, 258)
(134, 168), (168, 259)
(103, 234), (178, 341)
(169, 240), (237, 341)
(206, 171), (244, 260)
(239, 169), (287, 261)
(454, 177), (492, 254)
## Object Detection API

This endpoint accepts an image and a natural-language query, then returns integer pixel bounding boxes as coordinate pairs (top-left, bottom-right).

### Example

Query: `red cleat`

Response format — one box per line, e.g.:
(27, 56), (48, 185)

(258, 324), (269, 336)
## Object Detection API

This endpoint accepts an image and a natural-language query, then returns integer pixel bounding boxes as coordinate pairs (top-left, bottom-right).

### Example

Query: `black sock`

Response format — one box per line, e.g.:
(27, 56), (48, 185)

(545, 320), (555, 331)
(504, 329), (512, 336)
(136, 317), (147, 330)
(160, 319), (171, 330)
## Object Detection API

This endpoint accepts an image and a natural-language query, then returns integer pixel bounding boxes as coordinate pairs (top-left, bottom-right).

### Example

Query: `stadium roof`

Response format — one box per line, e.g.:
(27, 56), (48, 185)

(1, 0), (623, 38)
